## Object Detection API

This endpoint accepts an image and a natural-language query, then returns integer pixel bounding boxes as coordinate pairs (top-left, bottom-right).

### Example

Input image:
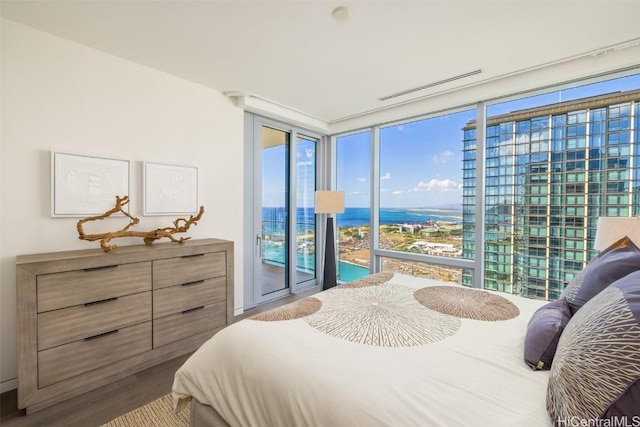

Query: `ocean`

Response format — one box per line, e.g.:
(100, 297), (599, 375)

(336, 207), (462, 227)
(338, 261), (370, 282)
(262, 206), (463, 233)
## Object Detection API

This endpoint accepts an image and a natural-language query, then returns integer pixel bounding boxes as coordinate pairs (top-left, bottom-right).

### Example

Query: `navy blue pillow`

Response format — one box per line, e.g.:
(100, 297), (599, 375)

(524, 299), (572, 370)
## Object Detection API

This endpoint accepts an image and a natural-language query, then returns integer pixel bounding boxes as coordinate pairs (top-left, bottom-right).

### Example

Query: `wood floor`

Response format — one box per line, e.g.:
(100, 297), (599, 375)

(0, 287), (319, 427)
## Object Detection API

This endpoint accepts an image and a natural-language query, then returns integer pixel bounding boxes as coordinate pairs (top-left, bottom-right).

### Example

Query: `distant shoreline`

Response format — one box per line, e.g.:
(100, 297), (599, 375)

(335, 207), (463, 228)
(337, 206), (462, 211)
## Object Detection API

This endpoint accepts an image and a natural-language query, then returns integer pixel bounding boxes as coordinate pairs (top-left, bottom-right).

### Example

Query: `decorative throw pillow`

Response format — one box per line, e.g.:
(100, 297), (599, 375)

(562, 236), (640, 314)
(523, 299), (572, 370)
(547, 270), (640, 423)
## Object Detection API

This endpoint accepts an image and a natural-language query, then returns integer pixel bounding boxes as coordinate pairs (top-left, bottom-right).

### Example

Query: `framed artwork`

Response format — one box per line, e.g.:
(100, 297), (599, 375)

(51, 152), (130, 217)
(143, 162), (198, 215)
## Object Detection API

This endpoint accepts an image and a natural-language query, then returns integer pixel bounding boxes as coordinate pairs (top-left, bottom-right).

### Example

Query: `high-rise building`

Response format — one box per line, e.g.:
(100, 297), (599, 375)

(462, 90), (640, 300)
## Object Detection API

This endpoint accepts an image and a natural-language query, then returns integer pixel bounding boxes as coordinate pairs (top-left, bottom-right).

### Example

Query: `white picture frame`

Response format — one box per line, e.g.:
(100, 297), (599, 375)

(51, 152), (130, 217)
(143, 162), (198, 215)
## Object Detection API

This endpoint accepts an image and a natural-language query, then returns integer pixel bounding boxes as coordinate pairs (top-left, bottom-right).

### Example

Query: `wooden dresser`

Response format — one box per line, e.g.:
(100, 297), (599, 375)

(16, 238), (233, 414)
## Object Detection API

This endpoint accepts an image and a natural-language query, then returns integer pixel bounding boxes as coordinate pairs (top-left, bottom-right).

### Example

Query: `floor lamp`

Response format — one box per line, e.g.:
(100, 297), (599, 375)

(315, 191), (345, 290)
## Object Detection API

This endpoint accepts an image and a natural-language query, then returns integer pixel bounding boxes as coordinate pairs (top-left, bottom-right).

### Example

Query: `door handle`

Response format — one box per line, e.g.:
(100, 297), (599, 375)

(256, 234), (262, 258)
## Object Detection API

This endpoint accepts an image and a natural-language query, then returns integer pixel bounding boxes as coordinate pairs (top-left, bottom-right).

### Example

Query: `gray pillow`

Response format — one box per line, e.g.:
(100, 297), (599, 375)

(547, 270), (640, 423)
(562, 236), (640, 314)
(524, 299), (572, 370)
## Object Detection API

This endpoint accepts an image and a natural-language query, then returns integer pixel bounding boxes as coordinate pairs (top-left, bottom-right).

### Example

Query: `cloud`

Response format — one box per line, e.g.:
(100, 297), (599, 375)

(417, 178), (461, 191)
(381, 172), (391, 180)
(357, 177), (366, 182)
(392, 190), (403, 195)
(432, 150), (455, 164)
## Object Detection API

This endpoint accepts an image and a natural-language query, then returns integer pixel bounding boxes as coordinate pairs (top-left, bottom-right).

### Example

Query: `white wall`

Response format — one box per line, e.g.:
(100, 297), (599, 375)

(0, 19), (245, 391)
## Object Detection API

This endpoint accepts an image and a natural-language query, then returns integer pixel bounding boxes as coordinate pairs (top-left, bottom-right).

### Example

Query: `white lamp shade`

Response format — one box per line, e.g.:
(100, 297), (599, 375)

(594, 217), (640, 251)
(315, 191), (345, 214)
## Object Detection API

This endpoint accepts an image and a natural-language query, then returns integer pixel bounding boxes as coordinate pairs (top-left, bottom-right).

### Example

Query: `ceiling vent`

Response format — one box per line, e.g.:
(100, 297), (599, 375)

(591, 39), (640, 57)
(378, 69), (483, 101)
(612, 40), (640, 51)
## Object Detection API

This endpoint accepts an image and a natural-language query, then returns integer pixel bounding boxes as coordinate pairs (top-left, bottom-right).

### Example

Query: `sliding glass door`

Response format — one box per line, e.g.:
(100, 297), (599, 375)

(295, 134), (317, 288)
(247, 116), (321, 307)
(260, 126), (290, 298)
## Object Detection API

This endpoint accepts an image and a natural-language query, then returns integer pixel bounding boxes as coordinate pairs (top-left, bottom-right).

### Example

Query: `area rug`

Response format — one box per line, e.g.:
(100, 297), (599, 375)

(101, 394), (189, 427)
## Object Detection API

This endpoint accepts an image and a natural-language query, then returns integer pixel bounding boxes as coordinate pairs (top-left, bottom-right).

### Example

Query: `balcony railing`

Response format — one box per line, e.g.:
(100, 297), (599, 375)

(262, 219), (315, 274)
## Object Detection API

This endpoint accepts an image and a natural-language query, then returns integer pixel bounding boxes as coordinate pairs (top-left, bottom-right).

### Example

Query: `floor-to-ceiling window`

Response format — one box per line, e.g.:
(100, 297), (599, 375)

(334, 70), (640, 300)
(472, 73), (640, 300)
(378, 110), (475, 282)
(336, 131), (372, 282)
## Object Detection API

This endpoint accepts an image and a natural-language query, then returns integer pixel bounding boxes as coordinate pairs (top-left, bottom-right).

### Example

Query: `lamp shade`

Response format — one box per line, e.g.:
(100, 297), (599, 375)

(315, 191), (345, 214)
(594, 217), (640, 251)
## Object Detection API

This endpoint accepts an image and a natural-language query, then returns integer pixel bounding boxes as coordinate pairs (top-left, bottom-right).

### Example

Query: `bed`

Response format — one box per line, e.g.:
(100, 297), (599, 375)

(172, 236), (640, 426)
(172, 272), (555, 426)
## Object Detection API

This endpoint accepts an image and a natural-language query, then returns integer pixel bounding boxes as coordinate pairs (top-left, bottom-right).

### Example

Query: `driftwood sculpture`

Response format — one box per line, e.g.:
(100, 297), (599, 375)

(77, 195), (205, 252)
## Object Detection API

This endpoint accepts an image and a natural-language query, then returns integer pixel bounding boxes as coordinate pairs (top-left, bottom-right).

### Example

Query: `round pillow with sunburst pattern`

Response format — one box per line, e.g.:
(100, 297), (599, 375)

(547, 270), (640, 423)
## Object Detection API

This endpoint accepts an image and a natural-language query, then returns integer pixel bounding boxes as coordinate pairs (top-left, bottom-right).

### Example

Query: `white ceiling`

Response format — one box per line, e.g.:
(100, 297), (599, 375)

(3, 0), (640, 124)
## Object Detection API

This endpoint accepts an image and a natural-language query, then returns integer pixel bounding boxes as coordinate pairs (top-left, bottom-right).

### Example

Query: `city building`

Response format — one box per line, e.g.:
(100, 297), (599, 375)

(462, 90), (640, 300)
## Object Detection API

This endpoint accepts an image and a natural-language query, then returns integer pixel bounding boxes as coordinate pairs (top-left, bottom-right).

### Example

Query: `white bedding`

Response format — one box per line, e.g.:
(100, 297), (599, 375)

(172, 273), (552, 426)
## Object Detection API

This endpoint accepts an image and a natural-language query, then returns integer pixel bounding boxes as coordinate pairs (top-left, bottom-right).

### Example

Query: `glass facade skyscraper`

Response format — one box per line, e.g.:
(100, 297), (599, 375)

(462, 89), (640, 300)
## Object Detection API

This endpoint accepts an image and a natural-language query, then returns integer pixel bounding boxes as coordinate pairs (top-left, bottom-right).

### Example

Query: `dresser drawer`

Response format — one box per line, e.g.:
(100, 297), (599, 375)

(153, 301), (226, 348)
(153, 277), (226, 319)
(38, 322), (152, 388)
(37, 262), (152, 313)
(153, 252), (225, 290)
(38, 292), (151, 351)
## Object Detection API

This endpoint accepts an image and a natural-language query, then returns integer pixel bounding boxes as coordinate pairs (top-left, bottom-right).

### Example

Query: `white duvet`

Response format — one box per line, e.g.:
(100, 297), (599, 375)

(172, 273), (552, 426)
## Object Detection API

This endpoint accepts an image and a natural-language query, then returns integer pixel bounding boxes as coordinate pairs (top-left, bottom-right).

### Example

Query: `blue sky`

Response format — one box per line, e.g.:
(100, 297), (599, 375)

(262, 137), (317, 208)
(262, 144), (287, 208)
(336, 110), (475, 209)
(338, 73), (640, 209)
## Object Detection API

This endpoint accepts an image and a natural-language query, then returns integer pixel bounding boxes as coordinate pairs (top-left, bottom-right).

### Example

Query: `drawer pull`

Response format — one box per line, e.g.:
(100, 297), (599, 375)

(84, 297), (119, 306)
(181, 253), (205, 259)
(83, 265), (118, 272)
(84, 329), (119, 341)
(182, 306), (205, 314)
(181, 280), (205, 287)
